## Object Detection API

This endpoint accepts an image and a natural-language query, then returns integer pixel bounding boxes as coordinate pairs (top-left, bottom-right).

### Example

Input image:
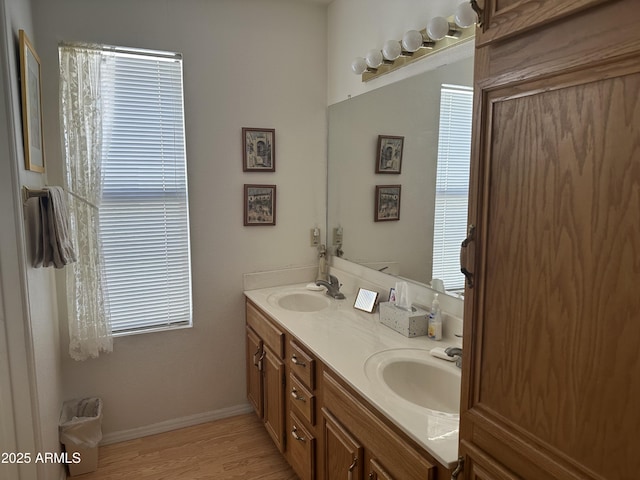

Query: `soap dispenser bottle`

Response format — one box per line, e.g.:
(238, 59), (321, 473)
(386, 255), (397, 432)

(428, 294), (442, 341)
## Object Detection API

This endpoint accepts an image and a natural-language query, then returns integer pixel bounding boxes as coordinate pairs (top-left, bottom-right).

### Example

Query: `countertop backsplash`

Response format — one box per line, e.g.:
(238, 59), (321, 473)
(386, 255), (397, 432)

(243, 256), (464, 344)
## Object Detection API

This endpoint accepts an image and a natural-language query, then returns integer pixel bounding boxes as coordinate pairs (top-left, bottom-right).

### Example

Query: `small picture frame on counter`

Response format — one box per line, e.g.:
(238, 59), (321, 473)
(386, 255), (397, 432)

(353, 288), (379, 313)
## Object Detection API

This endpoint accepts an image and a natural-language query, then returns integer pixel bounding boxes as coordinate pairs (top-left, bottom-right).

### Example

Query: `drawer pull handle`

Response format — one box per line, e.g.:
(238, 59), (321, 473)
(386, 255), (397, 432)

(291, 388), (306, 402)
(348, 457), (357, 480)
(257, 350), (266, 371)
(291, 426), (306, 442)
(252, 346), (261, 366)
(460, 224), (475, 289)
(291, 354), (306, 367)
(451, 456), (464, 479)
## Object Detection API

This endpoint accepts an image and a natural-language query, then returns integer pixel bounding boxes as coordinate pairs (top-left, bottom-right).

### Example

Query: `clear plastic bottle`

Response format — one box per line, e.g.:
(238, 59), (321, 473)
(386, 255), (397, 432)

(428, 294), (442, 341)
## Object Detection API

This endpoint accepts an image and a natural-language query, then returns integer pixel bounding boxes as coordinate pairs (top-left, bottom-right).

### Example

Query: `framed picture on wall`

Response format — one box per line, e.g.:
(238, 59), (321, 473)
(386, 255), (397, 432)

(244, 184), (276, 226)
(19, 30), (45, 173)
(243, 128), (275, 172)
(375, 135), (403, 174)
(375, 185), (401, 222)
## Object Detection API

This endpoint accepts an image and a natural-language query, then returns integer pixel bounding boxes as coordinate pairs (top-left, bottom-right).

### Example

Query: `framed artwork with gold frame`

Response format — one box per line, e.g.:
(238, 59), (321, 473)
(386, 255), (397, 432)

(19, 30), (45, 173)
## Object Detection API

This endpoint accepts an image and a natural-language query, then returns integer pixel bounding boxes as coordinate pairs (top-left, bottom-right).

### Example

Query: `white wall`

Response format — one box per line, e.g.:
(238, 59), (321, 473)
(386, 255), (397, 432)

(1, 0), (64, 478)
(327, 0), (473, 104)
(32, 0), (327, 438)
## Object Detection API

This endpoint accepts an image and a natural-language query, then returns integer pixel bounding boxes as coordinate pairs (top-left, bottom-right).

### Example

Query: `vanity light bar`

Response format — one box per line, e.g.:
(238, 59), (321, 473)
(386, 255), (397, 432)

(357, 15), (476, 83)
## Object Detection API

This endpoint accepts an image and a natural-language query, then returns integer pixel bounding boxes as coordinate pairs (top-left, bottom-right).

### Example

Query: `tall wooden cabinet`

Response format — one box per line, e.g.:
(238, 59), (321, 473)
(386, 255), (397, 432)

(461, 1), (640, 479)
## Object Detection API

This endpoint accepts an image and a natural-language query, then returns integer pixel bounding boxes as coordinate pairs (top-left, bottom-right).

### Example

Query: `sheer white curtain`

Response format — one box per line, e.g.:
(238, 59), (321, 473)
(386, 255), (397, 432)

(59, 45), (113, 360)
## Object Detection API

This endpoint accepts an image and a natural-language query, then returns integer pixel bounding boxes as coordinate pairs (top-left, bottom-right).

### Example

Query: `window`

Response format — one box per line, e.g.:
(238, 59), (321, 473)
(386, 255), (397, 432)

(97, 47), (192, 335)
(432, 84), (473, 293)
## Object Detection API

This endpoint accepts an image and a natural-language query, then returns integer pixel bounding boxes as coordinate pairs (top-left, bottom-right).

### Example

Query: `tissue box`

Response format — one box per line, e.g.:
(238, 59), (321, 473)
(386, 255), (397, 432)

(379, 302), (429, 337)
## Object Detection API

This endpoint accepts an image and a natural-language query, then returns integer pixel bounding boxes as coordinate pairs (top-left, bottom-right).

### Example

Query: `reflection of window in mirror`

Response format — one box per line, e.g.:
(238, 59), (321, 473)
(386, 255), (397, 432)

(432, 84), (473, 293)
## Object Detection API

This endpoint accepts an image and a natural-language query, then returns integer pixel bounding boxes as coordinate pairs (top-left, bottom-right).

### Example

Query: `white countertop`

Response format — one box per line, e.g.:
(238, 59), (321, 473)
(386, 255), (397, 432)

(244, 283), (461, 469)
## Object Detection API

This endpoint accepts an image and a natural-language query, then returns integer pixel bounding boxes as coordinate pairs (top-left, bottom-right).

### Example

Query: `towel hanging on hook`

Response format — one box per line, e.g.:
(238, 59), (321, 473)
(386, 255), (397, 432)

(26, 186), (78, 268)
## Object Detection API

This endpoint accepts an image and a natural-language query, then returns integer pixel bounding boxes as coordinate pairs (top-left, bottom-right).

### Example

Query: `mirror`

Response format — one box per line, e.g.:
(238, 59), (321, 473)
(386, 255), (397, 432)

(327, 53), (474, 296)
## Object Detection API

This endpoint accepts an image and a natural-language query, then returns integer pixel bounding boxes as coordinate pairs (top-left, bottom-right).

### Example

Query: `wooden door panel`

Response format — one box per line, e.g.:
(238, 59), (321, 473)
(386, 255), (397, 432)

(476, 0), (609, 45)
(264, 347), (285, 453)
(323, 408), (363, 480)
(246, 327), (263, 417)
(468, 61), (640, 479)
(461, 441), (520, 480)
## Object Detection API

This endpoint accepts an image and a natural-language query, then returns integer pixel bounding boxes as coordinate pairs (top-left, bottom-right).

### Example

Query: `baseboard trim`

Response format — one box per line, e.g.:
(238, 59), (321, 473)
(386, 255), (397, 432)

(100, 403), (253, 446)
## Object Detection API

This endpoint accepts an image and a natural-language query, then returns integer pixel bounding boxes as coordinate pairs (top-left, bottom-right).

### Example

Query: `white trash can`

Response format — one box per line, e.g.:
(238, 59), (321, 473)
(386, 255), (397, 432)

(59, 397), (103, 476)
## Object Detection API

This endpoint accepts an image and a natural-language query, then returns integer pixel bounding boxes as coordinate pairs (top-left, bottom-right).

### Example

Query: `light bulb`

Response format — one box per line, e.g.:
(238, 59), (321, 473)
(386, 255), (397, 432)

(401, 30), (424, 53)
(427, 16), (450, 41)
(382, 40), (401, 61)
(365, 49), (383, 69)
(455, 2), (477, 28)
(351, 57), (367, 75)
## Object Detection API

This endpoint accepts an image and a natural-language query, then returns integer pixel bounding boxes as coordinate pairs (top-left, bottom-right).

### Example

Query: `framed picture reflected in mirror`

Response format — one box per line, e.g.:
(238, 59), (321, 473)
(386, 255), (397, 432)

(375, 135), (403, 174)
(375, 185), (401, 222)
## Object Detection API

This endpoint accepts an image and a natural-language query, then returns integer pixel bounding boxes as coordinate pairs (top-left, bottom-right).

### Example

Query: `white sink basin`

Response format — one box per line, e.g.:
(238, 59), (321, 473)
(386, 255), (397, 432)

(267, 290), (331, 312)
(364, 348), (461, 414)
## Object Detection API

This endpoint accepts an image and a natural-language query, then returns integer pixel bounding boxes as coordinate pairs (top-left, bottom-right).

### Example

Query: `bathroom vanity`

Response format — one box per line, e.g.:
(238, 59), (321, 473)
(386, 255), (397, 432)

(245, 284), (461, 480)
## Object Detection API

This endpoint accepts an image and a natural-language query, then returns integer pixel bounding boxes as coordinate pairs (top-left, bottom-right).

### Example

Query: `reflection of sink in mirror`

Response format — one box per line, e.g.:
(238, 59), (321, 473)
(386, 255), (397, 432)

(267, 291), (331, 312)
(365, 349), (461, 414)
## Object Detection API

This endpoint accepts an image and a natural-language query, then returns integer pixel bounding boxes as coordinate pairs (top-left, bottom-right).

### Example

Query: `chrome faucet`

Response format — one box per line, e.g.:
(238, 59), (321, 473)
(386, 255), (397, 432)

(315, 274), (345, 299)
(445, 346), (463, 369)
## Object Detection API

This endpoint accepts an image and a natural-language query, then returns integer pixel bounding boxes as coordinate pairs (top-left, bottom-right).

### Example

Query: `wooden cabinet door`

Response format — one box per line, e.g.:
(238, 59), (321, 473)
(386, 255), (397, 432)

(475, 0), (607, 45)
(323, 408), (363, 480)
(246, 326), (263, 417)
(462, 1), (640, 479)
(263, 346), (286, 453)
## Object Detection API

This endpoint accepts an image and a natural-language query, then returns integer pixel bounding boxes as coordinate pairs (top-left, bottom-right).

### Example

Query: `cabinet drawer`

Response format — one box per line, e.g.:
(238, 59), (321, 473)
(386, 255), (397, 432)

(289, 340), (315, 389)
(246, 301), (284, 358)
(323, 371), (435, 480)
(369, 458), (394, 480)
(289, 412), (316, 480)
(289, 373), (316, 426)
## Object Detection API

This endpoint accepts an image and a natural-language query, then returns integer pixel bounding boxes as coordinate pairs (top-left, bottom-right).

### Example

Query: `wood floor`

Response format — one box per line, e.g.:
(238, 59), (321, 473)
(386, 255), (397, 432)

(73, 413), (298, 479)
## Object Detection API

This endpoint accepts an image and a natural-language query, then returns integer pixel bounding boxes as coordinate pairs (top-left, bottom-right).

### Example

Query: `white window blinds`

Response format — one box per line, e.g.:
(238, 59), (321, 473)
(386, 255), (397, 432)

(432, 84), (473, 293)
(99, 48), (192, 335)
